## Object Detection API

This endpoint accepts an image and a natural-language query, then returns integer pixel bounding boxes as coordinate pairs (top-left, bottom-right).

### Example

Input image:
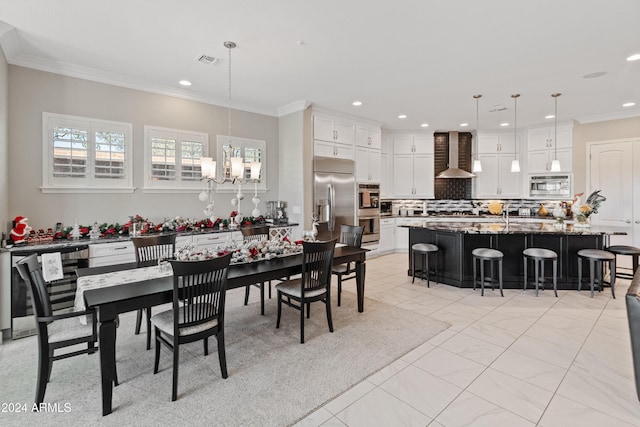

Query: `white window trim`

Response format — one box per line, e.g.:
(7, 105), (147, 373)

(143, 125), (209, 192)
(215, 135), (267, 193)
(41, 112), (134, 193)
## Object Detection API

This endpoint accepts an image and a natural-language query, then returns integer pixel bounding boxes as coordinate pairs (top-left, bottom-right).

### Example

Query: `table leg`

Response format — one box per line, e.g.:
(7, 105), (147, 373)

(99, 319), (117, 416)
(356, 261), (366, 313)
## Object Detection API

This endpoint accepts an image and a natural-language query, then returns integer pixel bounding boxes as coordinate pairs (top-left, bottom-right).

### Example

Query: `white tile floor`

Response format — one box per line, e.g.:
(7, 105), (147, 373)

(293, 253), (640, 427)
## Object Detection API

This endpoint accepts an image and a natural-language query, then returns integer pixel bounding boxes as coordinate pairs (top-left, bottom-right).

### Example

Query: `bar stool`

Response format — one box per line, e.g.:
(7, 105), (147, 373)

(523, 248), (558, 297)
(577, 249), (616, 298)
(606, 245), (640, 280)
(411, 243), (439, 286)
(472, 248), (504, 297)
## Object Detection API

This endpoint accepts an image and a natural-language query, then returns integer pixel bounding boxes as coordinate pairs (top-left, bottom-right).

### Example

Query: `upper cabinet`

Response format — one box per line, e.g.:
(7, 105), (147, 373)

(477, 132), (518, 154)
(313, 113), (356, 160)
(356, 124), (382, 150)
(393, 135), (434, 155)
(527, 124), (573, 173)
(392, 134), (434, 198)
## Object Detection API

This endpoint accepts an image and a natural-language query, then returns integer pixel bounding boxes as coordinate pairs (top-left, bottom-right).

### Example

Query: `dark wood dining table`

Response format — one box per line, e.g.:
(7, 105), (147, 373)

(81, 245), (367, 416)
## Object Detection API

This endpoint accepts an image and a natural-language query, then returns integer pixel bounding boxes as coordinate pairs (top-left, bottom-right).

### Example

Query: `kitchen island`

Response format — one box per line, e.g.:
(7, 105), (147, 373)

(406, 221), (626, 289)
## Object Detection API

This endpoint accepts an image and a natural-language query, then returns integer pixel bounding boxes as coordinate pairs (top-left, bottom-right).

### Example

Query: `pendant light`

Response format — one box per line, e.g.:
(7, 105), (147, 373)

(550, 93), (562, 172)
(510, 94), (521, 172)
(472, 94), (482, 172)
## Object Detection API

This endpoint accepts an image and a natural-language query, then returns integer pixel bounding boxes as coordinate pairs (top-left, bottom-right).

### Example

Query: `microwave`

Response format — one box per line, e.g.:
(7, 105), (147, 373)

(529, 175), (571, 198)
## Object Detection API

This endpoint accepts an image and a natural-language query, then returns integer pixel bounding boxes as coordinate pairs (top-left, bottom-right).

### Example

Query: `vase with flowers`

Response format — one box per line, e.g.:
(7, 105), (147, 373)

(572, 190), (606, 227)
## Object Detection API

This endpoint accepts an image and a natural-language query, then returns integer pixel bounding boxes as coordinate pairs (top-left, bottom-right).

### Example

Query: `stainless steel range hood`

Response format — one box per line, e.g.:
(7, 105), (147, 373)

(436, 131), (476, 179)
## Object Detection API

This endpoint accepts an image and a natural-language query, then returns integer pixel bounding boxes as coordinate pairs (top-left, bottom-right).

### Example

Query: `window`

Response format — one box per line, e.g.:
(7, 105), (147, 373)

(144, 126), (208, 191)
(42, 113), (133, 192)
(216, 135), (267, 191)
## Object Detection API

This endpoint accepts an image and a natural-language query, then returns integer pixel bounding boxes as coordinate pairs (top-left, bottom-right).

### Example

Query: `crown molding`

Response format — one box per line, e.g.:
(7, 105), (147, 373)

(276, 100), (311, 117)
(0, 22), (20, 61)
(575, 109), (640, 124)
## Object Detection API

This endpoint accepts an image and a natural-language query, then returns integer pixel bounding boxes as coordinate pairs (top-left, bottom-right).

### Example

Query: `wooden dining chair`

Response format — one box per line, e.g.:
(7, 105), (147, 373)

(132, 234), (177, 349)
(331, 225), (364, 306)
(241, 225), (271, 315)
(16, 254), (98, 405)
(151, 253), (232, 401)
(276, 239), (337, 343)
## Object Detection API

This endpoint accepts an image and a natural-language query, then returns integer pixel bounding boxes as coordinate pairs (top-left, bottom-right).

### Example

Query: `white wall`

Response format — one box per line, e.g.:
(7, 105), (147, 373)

(278, 110), (305, 227)
(7, 66), (280, 230)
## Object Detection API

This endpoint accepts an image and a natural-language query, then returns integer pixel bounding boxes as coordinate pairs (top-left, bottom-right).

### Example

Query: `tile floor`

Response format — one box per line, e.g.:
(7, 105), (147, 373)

(293, 252), (640, 427)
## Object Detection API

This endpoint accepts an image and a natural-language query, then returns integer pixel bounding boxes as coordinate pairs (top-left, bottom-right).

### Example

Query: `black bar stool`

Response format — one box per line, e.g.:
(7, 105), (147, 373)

(606, 245), (640, 280)
(411, 243), (439, 286)
(578, 249), (616, 298)
(472, 248), (504, 297)
(523, 248), (558, 297)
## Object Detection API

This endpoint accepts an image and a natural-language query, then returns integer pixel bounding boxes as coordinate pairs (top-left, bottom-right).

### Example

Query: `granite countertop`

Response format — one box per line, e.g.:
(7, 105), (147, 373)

(1, 222), (299, 253)
(403, 220), (627, 235)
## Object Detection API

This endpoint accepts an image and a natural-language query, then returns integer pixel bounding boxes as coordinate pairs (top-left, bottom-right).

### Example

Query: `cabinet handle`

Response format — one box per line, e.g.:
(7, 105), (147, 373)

(635, 220), (640, 224)
(113, 246), (129, 251)
(626, 220), (632, 223)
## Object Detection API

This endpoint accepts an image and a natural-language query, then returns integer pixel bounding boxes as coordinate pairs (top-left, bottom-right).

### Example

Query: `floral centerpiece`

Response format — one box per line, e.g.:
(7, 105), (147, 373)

(572, 190), (606, 227)
(174, 237), (303, 264)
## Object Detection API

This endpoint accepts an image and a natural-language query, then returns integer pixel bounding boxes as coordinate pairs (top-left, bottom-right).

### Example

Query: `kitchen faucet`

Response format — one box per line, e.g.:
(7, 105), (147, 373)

(502, 203), (510, 227)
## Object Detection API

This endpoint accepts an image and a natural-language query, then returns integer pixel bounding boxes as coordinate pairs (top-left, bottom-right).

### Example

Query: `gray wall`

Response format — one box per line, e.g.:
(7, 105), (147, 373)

(573, 117), (640, 192)
(278, 110), (305, 228)
(7, 66), (279, 229)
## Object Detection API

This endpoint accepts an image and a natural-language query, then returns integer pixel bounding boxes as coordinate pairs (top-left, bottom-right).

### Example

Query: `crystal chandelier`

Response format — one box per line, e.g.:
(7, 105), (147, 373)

(198, 41), (261, 222)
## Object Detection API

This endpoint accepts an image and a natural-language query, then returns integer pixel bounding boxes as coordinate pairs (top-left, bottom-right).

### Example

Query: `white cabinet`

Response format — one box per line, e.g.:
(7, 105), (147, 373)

(355, 147), (381, 183)
(313, 114), (355, 145)
(527, 148), (573, 173)
(393, 154), (434, 198)
(313, 139), (355, 160)
(380, 152), (392, 197)
(474, 154), (521, 198)
(192, 233), (229, 251)
(379, 218), (395, 254)
(356, 124), (382, 150)
(478, 133), (517, 154)
(392, 134), (434, 198)
(527, 125), (573, 172)
(313, 113), (356, 160)
(89, 241), (135, 267)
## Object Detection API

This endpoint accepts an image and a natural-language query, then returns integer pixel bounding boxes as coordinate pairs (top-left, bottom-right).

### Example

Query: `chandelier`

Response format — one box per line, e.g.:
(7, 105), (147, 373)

(198, 41), (261, 223)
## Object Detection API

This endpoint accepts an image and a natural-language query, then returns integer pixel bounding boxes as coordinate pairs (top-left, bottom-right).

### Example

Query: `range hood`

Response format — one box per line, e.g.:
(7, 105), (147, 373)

(436, 131), (476, 179)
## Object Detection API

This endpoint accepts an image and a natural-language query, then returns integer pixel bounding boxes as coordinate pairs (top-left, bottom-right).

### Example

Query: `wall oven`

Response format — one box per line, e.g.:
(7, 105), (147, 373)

(357, 183), (380, 244)
(529, 175), (571, 198)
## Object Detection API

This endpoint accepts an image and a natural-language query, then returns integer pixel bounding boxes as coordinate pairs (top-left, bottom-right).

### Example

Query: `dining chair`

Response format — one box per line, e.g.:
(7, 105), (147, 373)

(132, 234), (177, 349)
(151, 253), (232, 401)
(16, 253), (98, 405)
(331, 225), (364, 306)
(241, 225), (271, 315)
(276, 239), (337, 343)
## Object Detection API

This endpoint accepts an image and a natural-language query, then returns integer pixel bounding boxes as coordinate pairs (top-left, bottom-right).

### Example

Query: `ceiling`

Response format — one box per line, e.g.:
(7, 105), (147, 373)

(1, 0), (639, 131)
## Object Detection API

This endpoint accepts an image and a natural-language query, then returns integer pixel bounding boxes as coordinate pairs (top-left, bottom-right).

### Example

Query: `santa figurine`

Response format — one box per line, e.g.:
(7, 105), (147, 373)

(10, 216), (32, 244)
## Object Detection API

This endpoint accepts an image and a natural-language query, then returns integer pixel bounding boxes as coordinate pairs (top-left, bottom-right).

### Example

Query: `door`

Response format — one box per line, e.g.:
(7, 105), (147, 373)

(499, 154), (521, 197)
(413, 154), (434, 198)
(589, 141), (633, 247)
(475, 154), (499, 197)
(393, 154), (414, 196)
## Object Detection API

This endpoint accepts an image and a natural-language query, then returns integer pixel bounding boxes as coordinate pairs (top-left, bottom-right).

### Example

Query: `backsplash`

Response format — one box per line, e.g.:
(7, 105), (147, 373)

(387, 199), (572, 216)
(434, 132), (472, 199)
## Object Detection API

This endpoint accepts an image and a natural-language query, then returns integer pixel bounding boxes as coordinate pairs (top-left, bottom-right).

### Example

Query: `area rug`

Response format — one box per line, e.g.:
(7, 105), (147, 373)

(0, 292), (449, 426)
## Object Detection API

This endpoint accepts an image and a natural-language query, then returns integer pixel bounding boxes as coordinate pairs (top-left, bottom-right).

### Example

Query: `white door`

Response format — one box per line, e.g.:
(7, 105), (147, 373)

(475, 154), (499, 197)
(413, 154), (434, 198)
(393, 154), (414, 196)
(355, 147), (369, 181)
(499, 154), (521, 197)
(369, 150), (381, 182)
(313, 115), (335, 142)
(589, 141), (633, 247)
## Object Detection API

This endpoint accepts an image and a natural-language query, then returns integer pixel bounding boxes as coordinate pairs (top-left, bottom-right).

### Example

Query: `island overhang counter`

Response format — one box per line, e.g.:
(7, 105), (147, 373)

(405, 221), (627, 290)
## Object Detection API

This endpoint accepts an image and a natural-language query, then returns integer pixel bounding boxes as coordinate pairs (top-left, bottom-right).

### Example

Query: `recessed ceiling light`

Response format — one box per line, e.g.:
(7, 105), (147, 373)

(398, 114), (407, 119)
(460, 123), (468, 127)
(583, 71), (607, 79)
(420, 123), (429, 128)
(545, 115), (555, 119)
(500, 122), (509, 127)
(179, 80), (192, 86)
(623, 102), (636, 107)
(627, 53), (640, 61)
(352, 101), (363, 106)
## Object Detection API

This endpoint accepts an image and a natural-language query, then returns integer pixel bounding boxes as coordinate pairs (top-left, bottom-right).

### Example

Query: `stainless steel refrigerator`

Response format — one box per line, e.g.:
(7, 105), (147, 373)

(314, 157), (356, 241)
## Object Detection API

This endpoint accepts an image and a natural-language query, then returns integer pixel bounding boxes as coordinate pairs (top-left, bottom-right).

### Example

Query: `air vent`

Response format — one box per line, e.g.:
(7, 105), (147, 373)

(489, 105), (507, 113)
(196, 55), (219, 65)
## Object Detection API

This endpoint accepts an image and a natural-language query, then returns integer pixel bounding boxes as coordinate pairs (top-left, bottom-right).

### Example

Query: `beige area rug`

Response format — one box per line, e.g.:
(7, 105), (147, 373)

(0, 291), (449, 426)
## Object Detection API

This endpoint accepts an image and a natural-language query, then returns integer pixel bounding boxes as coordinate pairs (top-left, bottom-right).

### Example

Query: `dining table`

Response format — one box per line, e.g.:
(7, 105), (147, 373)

(80, 245), (368, 416)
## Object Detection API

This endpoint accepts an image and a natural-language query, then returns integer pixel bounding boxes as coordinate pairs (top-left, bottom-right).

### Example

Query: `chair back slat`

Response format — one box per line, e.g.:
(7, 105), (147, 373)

(241, 225), (270, 242)
(132, 234), (177, 267)
(15, 253), (53, 319)
(339, 225), (364, 248)
(301, 240), (336, 292)
(169, 254), (231, 330)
